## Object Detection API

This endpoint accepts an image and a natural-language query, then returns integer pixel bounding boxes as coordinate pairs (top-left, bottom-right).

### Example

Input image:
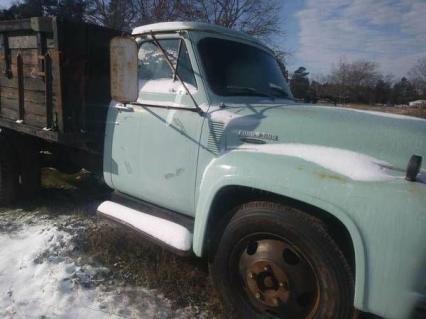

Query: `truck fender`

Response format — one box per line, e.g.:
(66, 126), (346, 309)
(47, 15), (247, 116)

(193, 151), (368, 310)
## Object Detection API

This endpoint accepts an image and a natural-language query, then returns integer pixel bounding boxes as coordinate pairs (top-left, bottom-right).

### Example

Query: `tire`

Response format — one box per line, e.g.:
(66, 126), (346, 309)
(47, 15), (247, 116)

(210, 201), (354, 319)
(0, 137), (19, 204)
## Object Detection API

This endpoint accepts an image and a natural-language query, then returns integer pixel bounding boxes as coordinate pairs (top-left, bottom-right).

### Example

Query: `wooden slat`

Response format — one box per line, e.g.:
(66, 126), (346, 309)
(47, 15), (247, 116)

(0, 86), (52, 104)
(10, 63), (38, 78)
(0, 17), (52, 33)
(1, 97), (46, 117)
(0, 96), (19, 110)
(0, 19), (32, 32)
(25, 113), (46, 127)
(8, 49), (39, 65)
(0, 76), (45, 91)
(8, 35), (37, 49)
(0, 107), (18, 120)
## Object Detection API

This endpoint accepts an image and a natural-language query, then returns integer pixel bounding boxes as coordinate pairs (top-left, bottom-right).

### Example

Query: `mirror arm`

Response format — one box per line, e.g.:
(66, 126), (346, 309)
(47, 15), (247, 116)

(150, 32), (204, 116)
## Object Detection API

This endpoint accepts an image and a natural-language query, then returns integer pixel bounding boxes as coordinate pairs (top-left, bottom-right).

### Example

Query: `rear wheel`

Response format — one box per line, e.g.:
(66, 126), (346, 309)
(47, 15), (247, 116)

(210, 201), (354, 319)
(0, 136), (19, 204)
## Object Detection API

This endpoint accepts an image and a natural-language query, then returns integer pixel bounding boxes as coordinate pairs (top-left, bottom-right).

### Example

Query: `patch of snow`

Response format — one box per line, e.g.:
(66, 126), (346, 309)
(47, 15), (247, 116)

(97, 201), (193, 251)
(138, 79), (197, 95)
(235, 143), (398, 181)
(208, 109), (244, 125)
(0, 216), (201, 319)
(416, 171), (426, 184)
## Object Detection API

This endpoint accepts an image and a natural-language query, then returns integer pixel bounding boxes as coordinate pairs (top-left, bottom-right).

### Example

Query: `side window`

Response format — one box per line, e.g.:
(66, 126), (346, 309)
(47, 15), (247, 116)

(138, 39), (197, 95)
(176, 43), (197, 89)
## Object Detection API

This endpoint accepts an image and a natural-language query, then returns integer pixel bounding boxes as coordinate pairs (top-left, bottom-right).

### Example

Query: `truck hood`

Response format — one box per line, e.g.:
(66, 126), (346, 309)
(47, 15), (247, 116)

(208, 103), (426, 182)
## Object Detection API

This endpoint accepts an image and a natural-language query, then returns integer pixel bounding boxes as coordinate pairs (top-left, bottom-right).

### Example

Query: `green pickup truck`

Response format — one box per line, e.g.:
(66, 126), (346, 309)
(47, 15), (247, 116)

(0, 19), (425, 319)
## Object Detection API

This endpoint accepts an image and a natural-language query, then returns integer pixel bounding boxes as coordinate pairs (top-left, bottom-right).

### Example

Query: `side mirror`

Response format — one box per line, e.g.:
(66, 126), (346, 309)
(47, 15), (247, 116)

(110, 37), (138, 103)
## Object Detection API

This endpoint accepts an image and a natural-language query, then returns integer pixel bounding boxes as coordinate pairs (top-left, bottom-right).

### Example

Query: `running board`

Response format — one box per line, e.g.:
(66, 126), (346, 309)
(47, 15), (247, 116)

(97, 201), (193, 256)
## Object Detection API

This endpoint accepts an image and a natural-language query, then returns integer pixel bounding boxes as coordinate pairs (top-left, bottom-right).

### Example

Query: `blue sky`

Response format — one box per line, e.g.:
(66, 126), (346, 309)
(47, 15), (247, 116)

(2, 0), (425, 79)
(279, 0), (426, 79)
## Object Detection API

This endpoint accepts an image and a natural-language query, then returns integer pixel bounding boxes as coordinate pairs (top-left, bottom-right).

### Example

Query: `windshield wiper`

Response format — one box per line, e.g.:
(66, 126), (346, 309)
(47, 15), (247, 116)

(269, 83), (289, 98)
(226, 85), (274, 99)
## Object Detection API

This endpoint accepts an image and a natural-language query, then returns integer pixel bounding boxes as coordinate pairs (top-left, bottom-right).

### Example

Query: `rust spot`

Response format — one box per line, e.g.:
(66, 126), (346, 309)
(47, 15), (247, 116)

(314, 171), (348, 182)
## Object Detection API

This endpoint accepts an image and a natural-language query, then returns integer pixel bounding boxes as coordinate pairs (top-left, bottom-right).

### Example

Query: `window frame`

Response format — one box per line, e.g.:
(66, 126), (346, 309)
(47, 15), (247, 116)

(137, 37), (198, 101)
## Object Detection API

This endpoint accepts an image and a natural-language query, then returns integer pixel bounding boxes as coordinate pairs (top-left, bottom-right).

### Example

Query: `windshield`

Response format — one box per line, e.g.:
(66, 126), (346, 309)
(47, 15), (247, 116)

(198, 37), (291, 99)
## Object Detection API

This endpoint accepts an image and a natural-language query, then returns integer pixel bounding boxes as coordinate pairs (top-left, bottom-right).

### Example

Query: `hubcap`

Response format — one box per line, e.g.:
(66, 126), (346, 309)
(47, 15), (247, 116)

(238, 239), (320, 317)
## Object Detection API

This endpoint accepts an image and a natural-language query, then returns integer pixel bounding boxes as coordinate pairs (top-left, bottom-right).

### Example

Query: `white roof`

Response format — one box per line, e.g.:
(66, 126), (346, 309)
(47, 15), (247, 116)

(132, 21), (265, 47)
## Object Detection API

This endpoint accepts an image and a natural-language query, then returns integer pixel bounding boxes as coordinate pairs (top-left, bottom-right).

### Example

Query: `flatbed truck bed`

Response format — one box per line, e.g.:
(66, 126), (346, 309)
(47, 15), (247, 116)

(0, 17), (120, 152)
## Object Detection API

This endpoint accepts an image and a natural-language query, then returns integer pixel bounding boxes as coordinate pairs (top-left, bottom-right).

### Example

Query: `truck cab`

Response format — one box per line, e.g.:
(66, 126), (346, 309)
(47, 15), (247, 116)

(103, 22), (293, 216)
(97, 22), (426, 319)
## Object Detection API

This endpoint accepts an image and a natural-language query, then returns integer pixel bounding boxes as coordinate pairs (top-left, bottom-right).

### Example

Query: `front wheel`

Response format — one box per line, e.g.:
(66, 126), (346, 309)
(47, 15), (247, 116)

(210, 202), (354, 319)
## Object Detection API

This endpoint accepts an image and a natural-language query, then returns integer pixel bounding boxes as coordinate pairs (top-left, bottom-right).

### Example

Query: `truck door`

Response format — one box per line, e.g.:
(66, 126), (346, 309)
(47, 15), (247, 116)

(109, 37), (205, 216)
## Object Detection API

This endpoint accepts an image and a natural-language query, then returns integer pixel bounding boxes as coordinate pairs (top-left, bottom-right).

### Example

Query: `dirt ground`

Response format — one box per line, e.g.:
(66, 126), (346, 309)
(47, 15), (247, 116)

(0, 169), (224, 319)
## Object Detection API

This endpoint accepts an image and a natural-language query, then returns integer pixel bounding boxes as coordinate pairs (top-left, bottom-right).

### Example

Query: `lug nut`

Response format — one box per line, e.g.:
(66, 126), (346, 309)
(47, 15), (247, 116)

(249, 272), (255, 279)
(255, 292), (261, 299)
(264, 265), (270, 272)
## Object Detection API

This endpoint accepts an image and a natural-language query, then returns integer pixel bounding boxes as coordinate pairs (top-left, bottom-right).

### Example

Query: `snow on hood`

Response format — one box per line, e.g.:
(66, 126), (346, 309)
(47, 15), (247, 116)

(236, 143), (399, 181)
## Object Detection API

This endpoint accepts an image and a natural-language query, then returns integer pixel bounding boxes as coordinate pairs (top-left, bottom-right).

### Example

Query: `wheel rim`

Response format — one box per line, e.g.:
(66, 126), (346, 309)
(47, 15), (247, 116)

(237, 238), (320, 318)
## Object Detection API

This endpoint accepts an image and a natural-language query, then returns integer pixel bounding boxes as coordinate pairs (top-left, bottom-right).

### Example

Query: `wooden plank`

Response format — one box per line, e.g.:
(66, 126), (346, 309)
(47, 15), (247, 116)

(25, 112), (46, 127)
(0, 96), (19, 110)
(0, 19), (32, 32)
(0, 76), (46, 92)
(0, 87), (53, 104)
(0, 96), (46, 117)
(8, 49), (39, 65)
(10, 63), (38, 78)
(8, 35), (37, 49)
(0, 117), (59, 142)
(1, 98), (47, 123)
(30, 17), (53, 33)
(0, 106), (18, 120)
(26, 103), (47, 117)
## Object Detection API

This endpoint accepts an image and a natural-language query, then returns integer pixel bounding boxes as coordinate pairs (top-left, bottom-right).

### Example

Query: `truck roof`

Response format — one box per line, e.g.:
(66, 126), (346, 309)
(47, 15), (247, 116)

(132, 21), (265, 47)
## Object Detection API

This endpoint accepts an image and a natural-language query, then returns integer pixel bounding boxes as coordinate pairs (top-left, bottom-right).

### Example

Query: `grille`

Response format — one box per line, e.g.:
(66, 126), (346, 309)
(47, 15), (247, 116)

(207, 120), (225, 155)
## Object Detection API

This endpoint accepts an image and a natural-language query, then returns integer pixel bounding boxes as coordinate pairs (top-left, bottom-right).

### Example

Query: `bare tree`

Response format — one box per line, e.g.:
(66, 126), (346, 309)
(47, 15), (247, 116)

(184, 0), (283, 38)
(87, 0), (135, 30)
(131, 0), (184, 25)
(329, 59), (381, 103)
(408, 56), (426, 97)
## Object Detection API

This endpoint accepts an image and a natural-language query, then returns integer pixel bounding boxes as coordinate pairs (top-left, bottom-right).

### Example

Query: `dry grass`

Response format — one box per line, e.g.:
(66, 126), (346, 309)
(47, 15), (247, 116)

(6, 169), (225, 318)
(82, 220), (224, 315)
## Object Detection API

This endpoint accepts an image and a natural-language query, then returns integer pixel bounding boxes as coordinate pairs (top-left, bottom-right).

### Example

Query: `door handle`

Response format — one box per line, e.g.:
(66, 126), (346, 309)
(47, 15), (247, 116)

(114, 103), (134, 112)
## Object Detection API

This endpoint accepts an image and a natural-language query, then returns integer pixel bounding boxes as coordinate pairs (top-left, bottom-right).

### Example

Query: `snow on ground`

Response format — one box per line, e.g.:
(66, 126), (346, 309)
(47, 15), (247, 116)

(0, 209), (207, 319)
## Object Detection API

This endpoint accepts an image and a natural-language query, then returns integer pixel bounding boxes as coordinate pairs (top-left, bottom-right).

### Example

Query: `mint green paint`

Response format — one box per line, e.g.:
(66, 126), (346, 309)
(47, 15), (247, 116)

(192, 104), (425, 319)
(103, 24), (426, 319)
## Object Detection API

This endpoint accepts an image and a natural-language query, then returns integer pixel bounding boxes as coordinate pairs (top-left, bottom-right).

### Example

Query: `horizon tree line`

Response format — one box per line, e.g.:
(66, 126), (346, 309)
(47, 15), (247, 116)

(290, 57), (426, 106)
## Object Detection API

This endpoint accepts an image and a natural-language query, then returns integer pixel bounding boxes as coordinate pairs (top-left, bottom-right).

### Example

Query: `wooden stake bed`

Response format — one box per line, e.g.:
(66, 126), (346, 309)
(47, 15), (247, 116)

(0, 17), (121, 152)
